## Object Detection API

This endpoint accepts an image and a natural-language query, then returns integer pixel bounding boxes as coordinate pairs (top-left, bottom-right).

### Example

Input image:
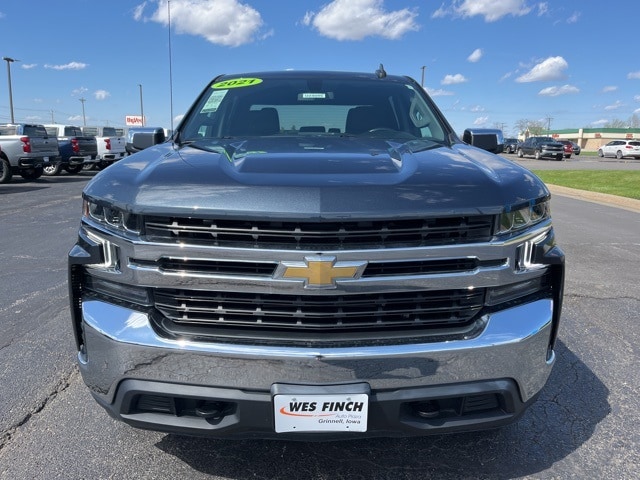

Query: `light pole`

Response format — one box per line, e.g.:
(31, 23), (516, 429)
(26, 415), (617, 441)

(138, 84), (144, 126)
(3, 57), (18, 123)
(79, 97), (86, 126)
(420, 65), (426, 88)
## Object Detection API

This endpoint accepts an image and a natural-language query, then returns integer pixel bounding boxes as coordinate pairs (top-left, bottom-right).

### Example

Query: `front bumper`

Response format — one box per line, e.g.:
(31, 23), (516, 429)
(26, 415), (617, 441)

(77, 297), (556, 438)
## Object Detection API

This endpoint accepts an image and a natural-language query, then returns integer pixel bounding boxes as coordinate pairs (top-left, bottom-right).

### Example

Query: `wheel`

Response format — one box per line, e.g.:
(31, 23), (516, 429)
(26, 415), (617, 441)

(43, 163), (62, 176)
(597, 149), (604, 157)
(20, 166), (44, 180)
(65, 164), (84, 174)
(564, 154), (571, 159)
(517, 148), (524, 158)
(0, 157), (12, 183)
(534, 150), (541, 160)
(616, 150), (623, 159)
(556, 155), (563, 161)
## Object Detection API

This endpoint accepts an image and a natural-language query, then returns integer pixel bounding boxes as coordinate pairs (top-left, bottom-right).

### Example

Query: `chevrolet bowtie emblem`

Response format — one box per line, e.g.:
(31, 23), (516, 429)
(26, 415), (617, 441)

(275, 256), (367, 289)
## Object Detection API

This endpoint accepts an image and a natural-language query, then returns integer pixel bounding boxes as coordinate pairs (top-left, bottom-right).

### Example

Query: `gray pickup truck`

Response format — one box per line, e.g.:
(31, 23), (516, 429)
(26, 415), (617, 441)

(69, 68), (565, 440)
(0, 123), (60, 183)
(43, 124), (98, 175)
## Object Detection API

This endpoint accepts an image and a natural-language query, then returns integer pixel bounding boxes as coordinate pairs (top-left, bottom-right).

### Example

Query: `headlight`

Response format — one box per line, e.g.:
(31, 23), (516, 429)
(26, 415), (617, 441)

(83, 198), (142, 235)
(498, 198), (550, 235)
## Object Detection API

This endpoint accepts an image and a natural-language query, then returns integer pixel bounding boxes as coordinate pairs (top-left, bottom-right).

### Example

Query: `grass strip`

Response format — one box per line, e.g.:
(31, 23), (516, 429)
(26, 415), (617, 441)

(531, 170), (640, 200)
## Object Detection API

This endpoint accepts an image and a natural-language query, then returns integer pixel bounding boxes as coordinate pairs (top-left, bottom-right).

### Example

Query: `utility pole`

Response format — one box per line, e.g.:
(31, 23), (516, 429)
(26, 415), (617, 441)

(138, 83), (144, 126)
(3, 57), (18, 123)
(546, 116), (553, 133)
(420, 65), (426, 88)
(79, 97), (86, 126)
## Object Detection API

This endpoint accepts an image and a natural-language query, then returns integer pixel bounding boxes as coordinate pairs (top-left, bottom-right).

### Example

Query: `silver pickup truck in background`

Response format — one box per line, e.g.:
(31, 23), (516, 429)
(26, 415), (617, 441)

(0, 123), (60, 183)
(81, 126), (126, 170)
(44, 124), (98, 175)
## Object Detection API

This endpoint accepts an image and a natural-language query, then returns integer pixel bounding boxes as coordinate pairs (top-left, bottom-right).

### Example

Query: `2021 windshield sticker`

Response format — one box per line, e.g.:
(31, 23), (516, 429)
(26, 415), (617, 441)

(212, 78), (263, 89)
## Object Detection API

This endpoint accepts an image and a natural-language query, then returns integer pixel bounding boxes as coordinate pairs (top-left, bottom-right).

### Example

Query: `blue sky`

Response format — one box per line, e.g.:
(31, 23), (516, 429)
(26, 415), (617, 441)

(0, 0), (638, 136)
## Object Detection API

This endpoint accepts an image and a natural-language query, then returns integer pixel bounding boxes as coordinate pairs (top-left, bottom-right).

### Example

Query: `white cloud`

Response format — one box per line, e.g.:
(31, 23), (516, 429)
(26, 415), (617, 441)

(433, 0), (532, 22)
(591, 119), (608, 127)
(71, 87), (89, 96)
(602, 86), (617, 93)
(467, 48), (483, 63)
(44, 62), (88, 70)
(634, 95), (640, 102)
(537, 2), (548, 16)
(538, 84), (579, 96)
(627, 71), (640, 80)
(516, 56), (568, 83)
(442, 73), (468, 85)
(604, 100), (623, 111)
(470, 105), (485, 112)
(136, 0), (265, 47)
(67, 115), (84, 122)
(426, 88), (454, 97)
(473, 116), (489, 126)
(21, 64), (37, 70)
(635, 108), (640, 114)
(94, 90), (110, 101)
(567, 11), (580, 23)
(304, 0), (418, 41)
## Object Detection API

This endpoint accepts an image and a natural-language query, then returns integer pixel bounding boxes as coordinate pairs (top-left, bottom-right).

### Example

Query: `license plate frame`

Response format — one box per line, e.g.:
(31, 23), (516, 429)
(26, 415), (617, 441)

(274, 392), (368, 433)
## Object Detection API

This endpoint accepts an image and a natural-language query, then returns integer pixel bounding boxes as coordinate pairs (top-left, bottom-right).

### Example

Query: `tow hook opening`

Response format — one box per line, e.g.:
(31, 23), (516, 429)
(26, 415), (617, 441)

(408, 392), (506, 422)
(195, 400), (228, 420)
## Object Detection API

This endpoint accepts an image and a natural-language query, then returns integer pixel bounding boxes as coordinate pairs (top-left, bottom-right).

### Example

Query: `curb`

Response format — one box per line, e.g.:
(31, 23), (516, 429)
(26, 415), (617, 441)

(547, 184), (640, 213)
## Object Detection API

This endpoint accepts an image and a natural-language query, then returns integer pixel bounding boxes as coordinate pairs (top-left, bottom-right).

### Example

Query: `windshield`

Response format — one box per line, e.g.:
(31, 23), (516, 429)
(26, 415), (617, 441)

(178, 74), (448, 144)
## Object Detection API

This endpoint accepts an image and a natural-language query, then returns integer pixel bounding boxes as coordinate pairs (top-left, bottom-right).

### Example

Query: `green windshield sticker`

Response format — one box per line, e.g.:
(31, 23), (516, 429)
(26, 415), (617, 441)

(212, 78), (263, 89)
(202, 89), (228, 113)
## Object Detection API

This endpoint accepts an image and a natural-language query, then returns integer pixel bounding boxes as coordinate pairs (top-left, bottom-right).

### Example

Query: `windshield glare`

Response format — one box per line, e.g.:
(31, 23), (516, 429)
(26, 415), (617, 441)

(179, 75), (448, 144)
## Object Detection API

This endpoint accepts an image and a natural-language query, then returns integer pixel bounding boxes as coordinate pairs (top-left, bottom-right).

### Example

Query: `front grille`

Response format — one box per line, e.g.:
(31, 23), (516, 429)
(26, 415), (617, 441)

(152, 288), (485, 341)
(143, 215), (495, 249)
(129, 257), (506, 277)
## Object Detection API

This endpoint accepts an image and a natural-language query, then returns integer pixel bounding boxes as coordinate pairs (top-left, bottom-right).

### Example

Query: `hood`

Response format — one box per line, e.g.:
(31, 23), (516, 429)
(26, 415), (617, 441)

(84, 137), (548, 219)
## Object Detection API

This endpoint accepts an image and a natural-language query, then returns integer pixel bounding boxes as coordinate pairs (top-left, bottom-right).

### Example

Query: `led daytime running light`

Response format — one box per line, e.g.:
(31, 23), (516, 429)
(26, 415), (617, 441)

(83, 199), (141, 234)
(499, 199), (549, 234)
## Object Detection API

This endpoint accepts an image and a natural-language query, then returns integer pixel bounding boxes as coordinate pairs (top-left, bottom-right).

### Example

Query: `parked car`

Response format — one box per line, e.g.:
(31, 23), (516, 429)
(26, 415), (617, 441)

(81, 126), (126, 169)
(570, 141), (581, 156)
(69, 68), (565, 440)
(0, 123), (60, 183)
(597, 140), (640, 159)
(556, 140), (574, 159)
(44, 124), (98, 175)
(503, 138), (518, 154)
(516, 136), (564, 160)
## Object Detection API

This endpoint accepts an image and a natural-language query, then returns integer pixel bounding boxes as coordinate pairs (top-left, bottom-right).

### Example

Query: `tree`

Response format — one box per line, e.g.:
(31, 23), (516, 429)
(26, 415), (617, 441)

(515, 119), (546, 136)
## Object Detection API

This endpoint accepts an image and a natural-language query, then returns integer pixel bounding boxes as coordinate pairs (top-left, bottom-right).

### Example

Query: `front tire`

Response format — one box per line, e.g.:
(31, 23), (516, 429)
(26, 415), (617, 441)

(598, 149), (604, 157)
(616, 150), (623, 159)
(534, 150), (541, 160)
(517, 148), (524, 158)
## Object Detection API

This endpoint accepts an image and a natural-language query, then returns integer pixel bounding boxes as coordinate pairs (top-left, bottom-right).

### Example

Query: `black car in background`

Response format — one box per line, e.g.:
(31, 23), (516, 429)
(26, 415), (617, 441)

(504, 138), (519, 154)
(517, 136), (564, 160)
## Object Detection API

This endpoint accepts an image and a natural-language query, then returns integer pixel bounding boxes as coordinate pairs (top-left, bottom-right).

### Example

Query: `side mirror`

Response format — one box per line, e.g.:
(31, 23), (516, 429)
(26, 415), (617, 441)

(131, 130), (166, 151)
(462, 128), (504, 154)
